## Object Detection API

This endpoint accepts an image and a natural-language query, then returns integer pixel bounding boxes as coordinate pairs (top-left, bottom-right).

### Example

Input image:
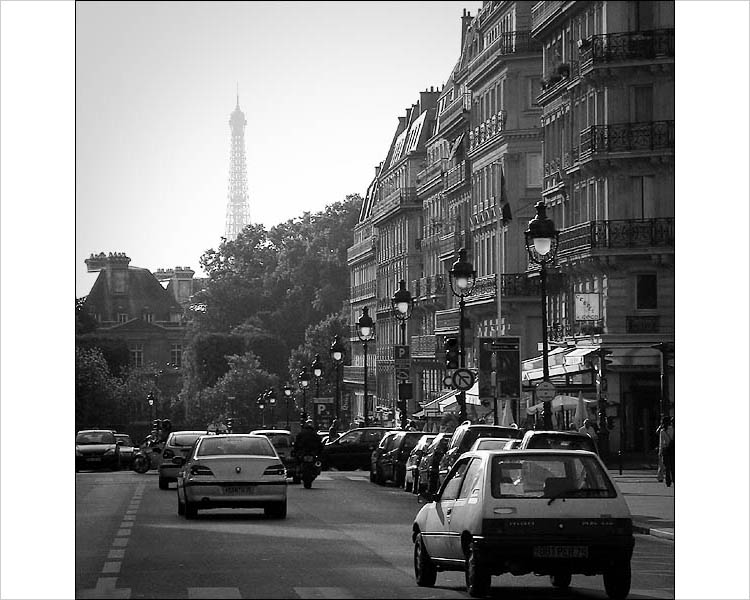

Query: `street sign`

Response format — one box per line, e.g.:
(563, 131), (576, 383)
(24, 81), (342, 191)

(442, 375), (453, 387)
(535, 381), (557, 402)
(395, 368), (410, 382)
(452, 368), (476, 391)
(394, 345), (410, 382)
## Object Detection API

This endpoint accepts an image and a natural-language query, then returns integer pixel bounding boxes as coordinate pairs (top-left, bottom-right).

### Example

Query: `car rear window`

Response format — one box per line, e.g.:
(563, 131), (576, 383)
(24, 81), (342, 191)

(490, 454), (615, 499)
(171, 434), (204, 447)
(197, 436), (276, 457)
(263, 434), (290, 448)
(526, 434), (597, 453)
(115, 435), (133, 446)
(76, 431), (115, 444)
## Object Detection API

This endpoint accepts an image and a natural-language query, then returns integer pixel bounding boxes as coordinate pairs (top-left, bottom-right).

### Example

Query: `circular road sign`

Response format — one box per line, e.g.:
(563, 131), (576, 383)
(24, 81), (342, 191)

(535, 380), (557, 402)
(452, 368), (476, 391)
(442, 375), (453, 388)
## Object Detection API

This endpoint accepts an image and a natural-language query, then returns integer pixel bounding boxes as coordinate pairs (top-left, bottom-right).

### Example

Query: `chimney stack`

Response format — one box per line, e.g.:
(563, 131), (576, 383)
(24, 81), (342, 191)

(461, 9), (473, 50)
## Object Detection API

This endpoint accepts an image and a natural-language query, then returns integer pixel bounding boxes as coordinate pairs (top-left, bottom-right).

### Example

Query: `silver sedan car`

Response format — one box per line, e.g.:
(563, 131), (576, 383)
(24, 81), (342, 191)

(175, 434), (288, 519)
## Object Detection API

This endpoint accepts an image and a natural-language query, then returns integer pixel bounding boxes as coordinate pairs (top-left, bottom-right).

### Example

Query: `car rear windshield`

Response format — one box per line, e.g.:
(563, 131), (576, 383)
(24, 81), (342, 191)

(526, 434), (597, 453)
(76, 431), (115, 444)
(197, 436), (275, 457)
(490, 454), (616, 499)
(115, 435), (133, 446)
(262, 433), (290, 448)
(171, 433), (205, 447)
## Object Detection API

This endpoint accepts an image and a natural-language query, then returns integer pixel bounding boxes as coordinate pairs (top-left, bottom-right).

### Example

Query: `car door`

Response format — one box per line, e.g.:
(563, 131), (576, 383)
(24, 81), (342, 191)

(327, 430), (363, 469)
(359, 430), (385, 468)
(447, 457), (485, 557)
(426, 457), (471, 560)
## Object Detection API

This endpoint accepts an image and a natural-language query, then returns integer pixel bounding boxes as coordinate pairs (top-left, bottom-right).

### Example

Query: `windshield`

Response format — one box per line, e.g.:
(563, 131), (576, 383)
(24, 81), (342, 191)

(171, 433), (205, 447)
(475, 438), (512, 451)
(197, 436), (275, 457)
(262, 433), (290, 448)
(115, 435), (133, 446)
(490, 454), (615, 499)
(76, 431), (115, 445)
(526, 434), (597, 453)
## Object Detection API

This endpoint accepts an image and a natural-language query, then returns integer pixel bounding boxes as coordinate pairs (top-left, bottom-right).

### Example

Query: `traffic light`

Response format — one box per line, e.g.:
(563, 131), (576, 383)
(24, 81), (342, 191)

(444, 337), (459, 370)
(151, 419), (160, 432)
(226, 417), (234, 432)
(596, 348), (613, 394)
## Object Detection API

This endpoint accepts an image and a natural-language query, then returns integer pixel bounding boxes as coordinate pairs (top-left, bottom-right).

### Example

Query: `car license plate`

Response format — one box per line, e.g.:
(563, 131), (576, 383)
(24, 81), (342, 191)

(223, 486), (254, 496)
(533, 546), (588, 559)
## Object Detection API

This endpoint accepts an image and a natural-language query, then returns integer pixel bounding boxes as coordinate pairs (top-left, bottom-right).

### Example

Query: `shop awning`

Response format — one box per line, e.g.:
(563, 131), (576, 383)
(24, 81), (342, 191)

(416, 382), (481, 417)
(526, 394), (597, 415)
(523, 346), (597, 382)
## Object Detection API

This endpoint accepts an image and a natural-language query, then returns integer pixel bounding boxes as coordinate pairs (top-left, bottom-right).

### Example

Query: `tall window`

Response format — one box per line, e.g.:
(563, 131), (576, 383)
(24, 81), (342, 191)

(118, 313), (129, 323)
(143, 312), (153, 323)
(170, 343), (183, 367)
(130, 343), (143, 368)
(636, 274), (658, 309)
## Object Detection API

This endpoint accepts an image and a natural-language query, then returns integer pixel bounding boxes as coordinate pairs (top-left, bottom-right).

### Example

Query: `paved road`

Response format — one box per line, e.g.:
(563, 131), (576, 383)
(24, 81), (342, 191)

(76, 470), (674, 599)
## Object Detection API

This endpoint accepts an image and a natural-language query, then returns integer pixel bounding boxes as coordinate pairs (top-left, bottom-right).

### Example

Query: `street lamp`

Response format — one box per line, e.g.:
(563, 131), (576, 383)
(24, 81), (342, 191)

(357, 306), (375, 427)
(330, 335), (346, 423)
(392, 279), (413, 429)
(651, 342), (674, 421)
(283, 384), (293, 429)
(266, 388), (277, 428)
(298, 366), (311, 423)
(448, 248), (476, 423)
(257, 393), (266, 427)
(311, 354), (324, 429)
(147, 392), (155, 422)
(524, 200), (559, 430)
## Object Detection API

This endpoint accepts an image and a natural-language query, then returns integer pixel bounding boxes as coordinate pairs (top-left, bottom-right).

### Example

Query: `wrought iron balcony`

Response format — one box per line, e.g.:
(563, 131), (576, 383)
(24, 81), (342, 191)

(438, 92), (471, 128)
(468, 31), (541, 74)
(531, 1), (564, 32)
(557, 218), (674, 258)
(470, 274), (496, 300)
(580, 121), (674, 159)
(435, 308), (460, 332)
(444, 161), (468, 191)
(342, 365), (377, 384)
(350, 281), (376, 301)
(416, 160), (446, 188)
(626, 315), (660, 334)
(346, 237), (377, 263)
(468, 111), (507, 152)
(549, 320), (604, 342)
(372, 187), (418, 223)
(410, 334), (438, 358)
(579, 29), (675, 70)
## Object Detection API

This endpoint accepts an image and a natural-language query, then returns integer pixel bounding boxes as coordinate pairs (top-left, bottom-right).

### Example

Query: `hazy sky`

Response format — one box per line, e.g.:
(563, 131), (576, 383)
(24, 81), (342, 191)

(75, 1), (482, 296)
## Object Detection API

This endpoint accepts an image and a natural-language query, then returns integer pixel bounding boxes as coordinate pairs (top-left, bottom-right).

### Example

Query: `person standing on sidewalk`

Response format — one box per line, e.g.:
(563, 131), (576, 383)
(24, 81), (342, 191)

(658, 416), (675, 487)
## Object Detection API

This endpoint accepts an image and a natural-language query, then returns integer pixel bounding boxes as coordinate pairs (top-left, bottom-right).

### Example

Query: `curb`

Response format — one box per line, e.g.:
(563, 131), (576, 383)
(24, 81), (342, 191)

(633, 523), (674, 541)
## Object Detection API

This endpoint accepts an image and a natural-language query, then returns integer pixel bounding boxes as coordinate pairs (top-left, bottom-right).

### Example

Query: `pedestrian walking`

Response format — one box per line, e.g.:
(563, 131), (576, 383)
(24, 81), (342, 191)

(578, 419), (598, 443)
(658, 415), (675, 487)
(328, 419), (340, 442)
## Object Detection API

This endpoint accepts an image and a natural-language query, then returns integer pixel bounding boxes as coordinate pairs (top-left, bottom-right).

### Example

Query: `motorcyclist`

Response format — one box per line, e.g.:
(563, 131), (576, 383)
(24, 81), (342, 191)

(295, 419), (322, 456)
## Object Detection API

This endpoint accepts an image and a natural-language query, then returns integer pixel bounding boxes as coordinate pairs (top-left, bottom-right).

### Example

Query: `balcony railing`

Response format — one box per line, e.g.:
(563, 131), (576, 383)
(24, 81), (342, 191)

(470, 274), (497, 299)
(411, 334), (437, 357)
(435, 309), (460, 331)
(350, 281), (376, 301)
(469, 110), (507, 151)
(342, 365), (377, 384)
(626, 315), (660, 334)
(416, 160), (446, 187)
(468, 31), (541, 74)
(444, 161), (468, 191)
(580, 121), (674, 158)
(557, 218), (675, 257)
(438, 92), (471, 127)
(531, 1), (564, 30)
(372, 187), (418, 221)
(549, 320), (604, 341)
(346, 237), (376, 262)
(579, 29), (675, 69)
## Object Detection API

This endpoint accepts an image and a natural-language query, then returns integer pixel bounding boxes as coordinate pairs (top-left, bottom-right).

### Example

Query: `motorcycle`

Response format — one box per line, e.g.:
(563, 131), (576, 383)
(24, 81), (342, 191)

(299, 452), (321, 489)
(132, 440), (162, 473)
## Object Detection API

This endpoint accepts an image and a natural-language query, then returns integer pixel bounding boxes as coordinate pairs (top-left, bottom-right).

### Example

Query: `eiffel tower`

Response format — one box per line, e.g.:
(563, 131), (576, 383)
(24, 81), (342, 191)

(224, 89), (250, 241)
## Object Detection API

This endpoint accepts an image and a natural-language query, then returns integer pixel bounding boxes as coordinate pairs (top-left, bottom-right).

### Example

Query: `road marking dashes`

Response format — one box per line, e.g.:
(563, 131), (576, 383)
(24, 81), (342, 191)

(187, 587), (241, 598)
(77, 577), (131, 599)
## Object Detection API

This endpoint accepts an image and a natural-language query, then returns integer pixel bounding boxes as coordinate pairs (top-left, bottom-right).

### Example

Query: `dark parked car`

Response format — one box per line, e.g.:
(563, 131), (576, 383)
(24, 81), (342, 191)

(519, 430), (599, 455)
(416, 432), (451, 496)
(321, 427), (391, 471)
(370, 430), (423, 486)
(76, 429), (120, 471)
(405, 434), (436, 493)
(438, 422), (524, 485)
(114, 433), (136, 468)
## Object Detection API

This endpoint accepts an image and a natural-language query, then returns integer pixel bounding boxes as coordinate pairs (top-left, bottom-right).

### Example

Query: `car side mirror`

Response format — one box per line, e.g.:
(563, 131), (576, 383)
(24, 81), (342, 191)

(172, 456), (185, 466)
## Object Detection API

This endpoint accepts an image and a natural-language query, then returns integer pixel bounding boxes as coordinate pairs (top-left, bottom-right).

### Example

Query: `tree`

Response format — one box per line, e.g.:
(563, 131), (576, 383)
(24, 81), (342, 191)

(76, 296), (98, 335)
(75, 334), (131, 376)
(75, 347), (119, 430)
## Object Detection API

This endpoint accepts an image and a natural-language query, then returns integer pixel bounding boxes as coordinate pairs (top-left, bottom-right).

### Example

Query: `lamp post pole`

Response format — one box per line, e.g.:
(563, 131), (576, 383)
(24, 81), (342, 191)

(448, 249), (476, 423)
(147, 393), (154, 423)
(257, 394), (266, 428)
(267, 389), (276, 428)
(652, 342), (673, 421)
(283, 385), (293, 430)
(392, 279), (413, 430)
(311, 354), (323, 430)
(524, 201), (559, 431)
(298, 367), (311, 423)
(357, 307), (375, 427)
(330, 336), (346, 423)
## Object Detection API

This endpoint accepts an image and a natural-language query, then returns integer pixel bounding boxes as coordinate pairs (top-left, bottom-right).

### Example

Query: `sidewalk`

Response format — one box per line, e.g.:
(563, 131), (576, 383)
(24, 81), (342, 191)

(610, 469), (674, 541)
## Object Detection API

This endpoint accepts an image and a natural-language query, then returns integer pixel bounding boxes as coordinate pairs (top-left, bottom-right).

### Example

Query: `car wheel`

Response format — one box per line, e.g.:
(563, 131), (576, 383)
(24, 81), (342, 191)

(465, 542), (491, 598)
(550, 573), (572, 588)
(369, 470), (376, 483)
(158, 477), (169, 490)
(264, 502), (287, 519)
(184, 500), (197, 519)
(603, 561), (631, 600)
(177, 492), (185, 516)
(413, 533), (437, 587)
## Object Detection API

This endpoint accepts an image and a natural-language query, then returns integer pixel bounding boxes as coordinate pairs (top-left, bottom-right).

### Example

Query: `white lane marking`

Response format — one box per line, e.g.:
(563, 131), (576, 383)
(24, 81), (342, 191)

(187, 587), (241, 598)
(119, 521), (134, 528)
(112, 537), (129, 547)
(77, 577), (131, 599)
(122, 514), (136, 521)
(345, 476), (369, 481)
(294, 588), (351, 599)
(108, 549), (126, 560)
(115, 529), (132, 537)
(101, 561), (121, 574)
(316, 475), (333, 481)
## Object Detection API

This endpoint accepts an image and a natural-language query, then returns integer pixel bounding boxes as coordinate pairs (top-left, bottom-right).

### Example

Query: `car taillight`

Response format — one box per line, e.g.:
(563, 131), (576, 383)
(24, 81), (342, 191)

(162, 449), (174, 459)
(190, 465), (214, 476)
(263, 464), (286, 476)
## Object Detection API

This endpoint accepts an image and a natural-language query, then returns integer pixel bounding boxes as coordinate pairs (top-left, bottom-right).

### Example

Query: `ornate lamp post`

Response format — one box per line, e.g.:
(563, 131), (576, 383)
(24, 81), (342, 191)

(298, 366), (311, 423)
(256, 393), (266, 427)
(357, 307), (375, 426)
(311, 354), (324, 429)
(391, 279), (413, 429)
(266, 388), (277, 428)
(329, 335), (345, 423)
(524, 201), (560, 430)
(448, 248), (477, 423)
(283, 384), (293, 429)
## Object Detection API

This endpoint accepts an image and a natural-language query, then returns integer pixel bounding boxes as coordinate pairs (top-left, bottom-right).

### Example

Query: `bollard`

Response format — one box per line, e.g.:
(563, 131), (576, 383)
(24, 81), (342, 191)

(618, 449), (623, 475)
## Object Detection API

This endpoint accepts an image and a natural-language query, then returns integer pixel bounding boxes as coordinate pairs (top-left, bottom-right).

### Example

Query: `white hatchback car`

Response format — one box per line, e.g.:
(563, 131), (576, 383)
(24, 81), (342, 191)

(175, 434), (288, 519)
(412, 450), (634, 599)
